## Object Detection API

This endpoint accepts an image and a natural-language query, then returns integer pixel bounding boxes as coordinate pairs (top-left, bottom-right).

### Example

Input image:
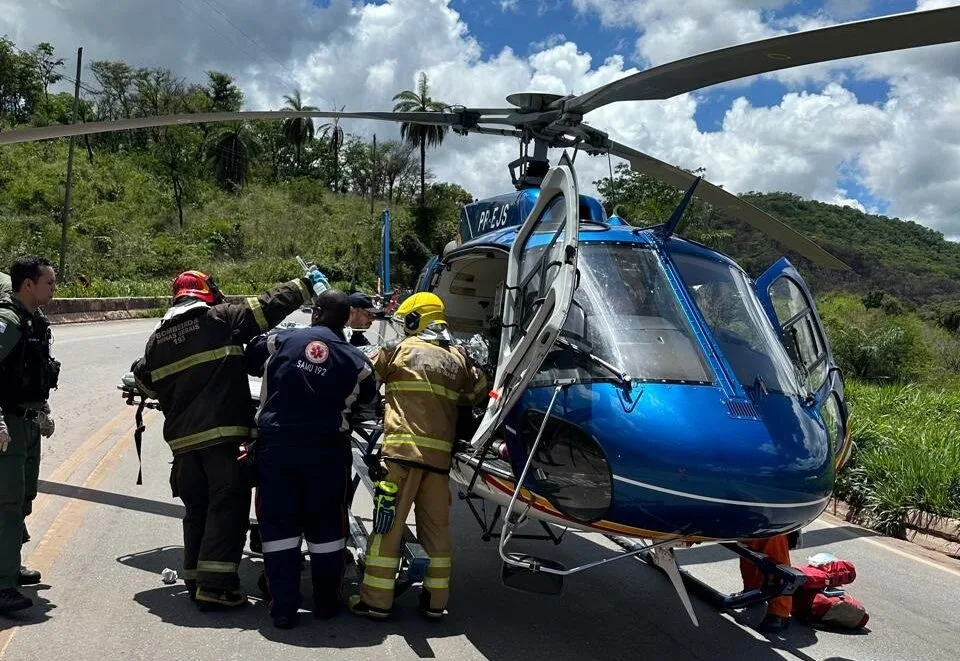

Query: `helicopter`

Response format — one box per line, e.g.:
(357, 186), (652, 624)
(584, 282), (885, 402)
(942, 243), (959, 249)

(6, 4), (960, 626)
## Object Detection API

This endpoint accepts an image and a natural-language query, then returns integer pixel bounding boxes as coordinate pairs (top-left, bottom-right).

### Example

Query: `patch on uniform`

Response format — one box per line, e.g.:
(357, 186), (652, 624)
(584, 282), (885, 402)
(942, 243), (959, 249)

(305, 340), (329, 364)
(0, 320), (6, 334)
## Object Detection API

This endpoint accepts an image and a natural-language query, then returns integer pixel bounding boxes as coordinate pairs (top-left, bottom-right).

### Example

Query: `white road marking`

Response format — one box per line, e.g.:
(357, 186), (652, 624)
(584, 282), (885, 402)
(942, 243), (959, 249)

(56, 329), (151, 344)
(816, 516), (960, 578)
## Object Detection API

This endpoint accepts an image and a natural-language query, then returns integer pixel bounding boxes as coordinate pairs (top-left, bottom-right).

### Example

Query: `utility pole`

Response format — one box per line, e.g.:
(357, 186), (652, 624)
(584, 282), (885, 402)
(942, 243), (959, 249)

(59, 46), (83, 277)
(370, 133), (377, 215)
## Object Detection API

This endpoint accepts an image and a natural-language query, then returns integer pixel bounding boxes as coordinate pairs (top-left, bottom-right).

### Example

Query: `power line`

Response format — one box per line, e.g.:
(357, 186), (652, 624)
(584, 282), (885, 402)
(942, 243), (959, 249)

(192, 0), (296, 78)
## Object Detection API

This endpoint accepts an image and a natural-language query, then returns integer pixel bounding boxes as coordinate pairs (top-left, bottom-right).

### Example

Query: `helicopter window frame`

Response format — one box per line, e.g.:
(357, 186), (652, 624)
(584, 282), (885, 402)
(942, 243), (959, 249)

(512, 195), (569, 346)
(767, 276), (830, 393)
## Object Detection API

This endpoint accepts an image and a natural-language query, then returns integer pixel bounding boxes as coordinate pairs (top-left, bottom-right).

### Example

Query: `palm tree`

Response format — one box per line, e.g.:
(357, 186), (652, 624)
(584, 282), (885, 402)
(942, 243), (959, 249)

(206, 123), (258, 191)
(281, 89), (317, 173)
(392, 72), (447, 207)
(319, 106), (345, 192)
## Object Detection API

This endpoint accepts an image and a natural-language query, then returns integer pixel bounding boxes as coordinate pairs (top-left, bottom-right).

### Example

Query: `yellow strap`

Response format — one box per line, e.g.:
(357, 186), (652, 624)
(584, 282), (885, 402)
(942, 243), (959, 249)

(181, 569), (198, 579)
(362, 573), (397, 591)
(386, 381), (460, 402)
(197, 560), (238, 573)
(423, 577), (450, 590)
(365, 555), (401, 569)
(384, 434), (453, 453)
(293, 278), (311, 302)
(168, 425), (253, 452)
(428, 556), (451, 569)
(246, 297), (268, 331)
(151, 345), (244, 381)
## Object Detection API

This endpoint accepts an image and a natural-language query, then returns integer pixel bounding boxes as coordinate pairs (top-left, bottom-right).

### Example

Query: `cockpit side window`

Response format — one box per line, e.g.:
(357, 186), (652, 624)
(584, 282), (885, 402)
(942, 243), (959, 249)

(671, 252), (802, 396)
(768, 277), (829, 392)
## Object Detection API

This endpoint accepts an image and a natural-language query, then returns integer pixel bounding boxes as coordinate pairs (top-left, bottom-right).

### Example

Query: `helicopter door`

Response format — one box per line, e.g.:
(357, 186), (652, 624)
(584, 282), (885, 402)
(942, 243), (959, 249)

(756, 258), (833, 393)
(468, 155), (580, 449)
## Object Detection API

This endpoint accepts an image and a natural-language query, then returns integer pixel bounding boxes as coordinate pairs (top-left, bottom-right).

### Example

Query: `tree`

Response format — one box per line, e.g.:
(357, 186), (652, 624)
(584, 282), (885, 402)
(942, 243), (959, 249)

(318, 107), (345, 192)
(392, 72), (448, 207)
(0, 37), (43, 124)
(31, 42), (64, 105)
(281, 89), (316, 174)
(206, 124), (258, 191)
(380, 140), (416, 203)
(204, 71), (243, 112)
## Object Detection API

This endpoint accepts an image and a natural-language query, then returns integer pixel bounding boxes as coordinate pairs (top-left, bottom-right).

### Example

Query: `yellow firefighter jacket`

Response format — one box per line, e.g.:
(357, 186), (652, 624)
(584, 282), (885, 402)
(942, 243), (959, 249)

(372, 336), (487, 472)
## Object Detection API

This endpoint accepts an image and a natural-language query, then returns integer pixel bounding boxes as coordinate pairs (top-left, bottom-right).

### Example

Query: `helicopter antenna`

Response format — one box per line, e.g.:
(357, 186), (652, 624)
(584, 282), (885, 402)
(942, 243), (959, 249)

(606, 150), (617, 219)
(658, 176), (702, 239)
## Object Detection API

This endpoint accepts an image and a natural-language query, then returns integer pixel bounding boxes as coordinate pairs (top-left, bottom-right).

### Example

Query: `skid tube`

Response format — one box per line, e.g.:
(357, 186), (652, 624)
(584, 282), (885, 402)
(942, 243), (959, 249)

(611, 536), (807, 612)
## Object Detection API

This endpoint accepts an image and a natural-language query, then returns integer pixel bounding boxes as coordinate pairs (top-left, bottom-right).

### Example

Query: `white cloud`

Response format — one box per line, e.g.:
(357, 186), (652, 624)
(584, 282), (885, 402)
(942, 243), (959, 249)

(499, 0), (519, 11)
(1, 0), (959, 237)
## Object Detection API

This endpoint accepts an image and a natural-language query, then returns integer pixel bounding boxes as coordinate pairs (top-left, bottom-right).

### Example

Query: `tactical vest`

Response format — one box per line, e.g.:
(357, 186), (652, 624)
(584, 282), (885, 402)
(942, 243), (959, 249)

(0, 300), (60, 407)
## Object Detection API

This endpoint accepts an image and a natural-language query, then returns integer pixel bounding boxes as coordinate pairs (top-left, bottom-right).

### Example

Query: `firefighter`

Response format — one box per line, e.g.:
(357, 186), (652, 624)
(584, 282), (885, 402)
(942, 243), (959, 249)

(245, 289), (378, 629)
(740, 535), (793, 633)
(348, 292), (486, 621)
(132, 270), (313, 609)
(0, 257), (58, 615)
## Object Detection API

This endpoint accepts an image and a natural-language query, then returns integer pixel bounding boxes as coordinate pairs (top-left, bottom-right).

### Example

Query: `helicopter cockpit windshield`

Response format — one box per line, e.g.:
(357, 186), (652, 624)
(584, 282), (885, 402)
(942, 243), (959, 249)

(536, 243), (713, 386)
(670, 252), (804, 397)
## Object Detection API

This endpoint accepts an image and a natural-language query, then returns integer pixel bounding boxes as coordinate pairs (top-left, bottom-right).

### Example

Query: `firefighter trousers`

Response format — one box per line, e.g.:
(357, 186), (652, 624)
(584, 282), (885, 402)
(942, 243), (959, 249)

(0, 413), (40, 589)
(359, 461), (451, 611)
(740, 535), (793, 618)
(171, 441), (251, 592)
(255, 444), (351, 618)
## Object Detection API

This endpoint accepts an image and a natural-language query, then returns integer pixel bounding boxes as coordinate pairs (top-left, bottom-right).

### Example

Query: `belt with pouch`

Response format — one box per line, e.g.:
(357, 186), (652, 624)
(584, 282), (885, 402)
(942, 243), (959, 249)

(4, 405), (42, 421)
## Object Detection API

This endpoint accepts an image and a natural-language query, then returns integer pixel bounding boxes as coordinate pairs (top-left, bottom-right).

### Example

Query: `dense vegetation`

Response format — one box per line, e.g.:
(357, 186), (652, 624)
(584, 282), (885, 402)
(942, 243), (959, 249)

(0, 36), (467, 294)
(2, 39), (958, 533)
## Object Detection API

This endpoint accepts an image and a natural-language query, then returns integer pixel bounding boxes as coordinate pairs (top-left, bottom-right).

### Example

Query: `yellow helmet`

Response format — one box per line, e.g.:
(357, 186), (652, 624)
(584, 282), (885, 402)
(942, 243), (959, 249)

(395, 292), (446, 335)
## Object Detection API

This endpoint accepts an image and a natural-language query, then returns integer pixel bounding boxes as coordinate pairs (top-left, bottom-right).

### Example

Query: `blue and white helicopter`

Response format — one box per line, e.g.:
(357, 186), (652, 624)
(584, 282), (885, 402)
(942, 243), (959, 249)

(8, 4), (960, 625)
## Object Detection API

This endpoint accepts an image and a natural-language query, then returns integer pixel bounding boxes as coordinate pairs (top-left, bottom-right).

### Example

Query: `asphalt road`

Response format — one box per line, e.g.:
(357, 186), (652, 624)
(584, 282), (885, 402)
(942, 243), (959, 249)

(2, 316), (959, 661)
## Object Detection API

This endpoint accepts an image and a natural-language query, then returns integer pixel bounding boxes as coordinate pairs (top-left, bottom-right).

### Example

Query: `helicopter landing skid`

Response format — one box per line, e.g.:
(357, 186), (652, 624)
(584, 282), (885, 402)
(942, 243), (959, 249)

(675, 542), (807, 612)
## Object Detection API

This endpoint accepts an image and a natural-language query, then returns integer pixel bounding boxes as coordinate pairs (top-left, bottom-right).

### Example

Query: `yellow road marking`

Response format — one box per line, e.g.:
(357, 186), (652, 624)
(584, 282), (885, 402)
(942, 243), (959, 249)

(0, 410), (158, 658)
(27, 409), (132, 522)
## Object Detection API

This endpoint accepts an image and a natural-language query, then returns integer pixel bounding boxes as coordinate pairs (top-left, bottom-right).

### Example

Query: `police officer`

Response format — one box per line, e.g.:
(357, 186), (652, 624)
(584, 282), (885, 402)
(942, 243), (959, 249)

(245, 289), (377, 629)
(344, 292), (381, 347)
(349, 292), (486, 621)
(0, 256), (59, 615)
(133, 270), (313, 609)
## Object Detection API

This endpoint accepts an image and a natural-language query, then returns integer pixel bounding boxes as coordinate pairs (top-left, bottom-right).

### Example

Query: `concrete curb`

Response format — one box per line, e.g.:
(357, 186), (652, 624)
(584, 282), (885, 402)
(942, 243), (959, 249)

(828, 498), (960, 558)
(44, 296), (251, 324)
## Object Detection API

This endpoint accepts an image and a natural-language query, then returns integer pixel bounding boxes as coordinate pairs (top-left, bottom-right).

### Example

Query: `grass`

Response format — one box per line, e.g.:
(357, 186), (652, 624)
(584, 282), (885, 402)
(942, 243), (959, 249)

(836, 380), (960, 535)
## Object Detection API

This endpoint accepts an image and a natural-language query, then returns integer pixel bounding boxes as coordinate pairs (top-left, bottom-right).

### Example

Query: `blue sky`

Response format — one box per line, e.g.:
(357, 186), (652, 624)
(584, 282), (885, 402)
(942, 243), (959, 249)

(447, 0), (932, 215)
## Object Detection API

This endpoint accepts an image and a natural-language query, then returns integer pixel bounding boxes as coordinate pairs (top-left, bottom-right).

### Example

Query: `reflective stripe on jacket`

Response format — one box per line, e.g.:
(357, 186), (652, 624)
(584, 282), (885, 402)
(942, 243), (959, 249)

(133, 278), (311, 454)
(372, 336), (486, 471)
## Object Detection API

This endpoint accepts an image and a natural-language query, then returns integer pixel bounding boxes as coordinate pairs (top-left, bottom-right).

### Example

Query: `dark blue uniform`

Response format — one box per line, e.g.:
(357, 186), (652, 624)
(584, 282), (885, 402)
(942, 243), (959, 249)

(246, 325), (377, 618)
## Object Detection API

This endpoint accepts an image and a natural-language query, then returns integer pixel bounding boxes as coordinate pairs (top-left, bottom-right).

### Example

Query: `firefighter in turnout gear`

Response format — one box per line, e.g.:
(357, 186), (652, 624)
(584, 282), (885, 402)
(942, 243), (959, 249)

(245, 289), (378, 629)
(0, 257), (59, 615)
(349, 292), (487, 621)
(132, 270), (313, 609)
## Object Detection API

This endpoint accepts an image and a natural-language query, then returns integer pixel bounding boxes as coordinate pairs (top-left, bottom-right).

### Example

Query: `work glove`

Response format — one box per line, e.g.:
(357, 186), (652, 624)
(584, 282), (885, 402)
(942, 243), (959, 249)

(372, 480), (399, 535)
(38, 406), (55, 438)
(0, 418), (9, 453)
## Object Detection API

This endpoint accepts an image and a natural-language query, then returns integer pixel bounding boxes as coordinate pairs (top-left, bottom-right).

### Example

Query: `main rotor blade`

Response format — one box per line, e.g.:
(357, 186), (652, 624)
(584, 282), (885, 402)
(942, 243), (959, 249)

(607, 140), (850, 271)
(0, 110), (463, 145)
(566, 5), (960, 114)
